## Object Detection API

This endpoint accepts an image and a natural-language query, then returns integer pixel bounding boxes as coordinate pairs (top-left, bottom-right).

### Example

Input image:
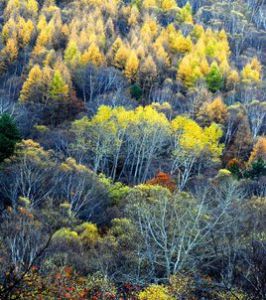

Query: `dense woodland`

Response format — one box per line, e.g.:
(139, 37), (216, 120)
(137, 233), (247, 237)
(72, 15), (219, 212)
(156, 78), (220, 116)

(0, 0), (265, 299)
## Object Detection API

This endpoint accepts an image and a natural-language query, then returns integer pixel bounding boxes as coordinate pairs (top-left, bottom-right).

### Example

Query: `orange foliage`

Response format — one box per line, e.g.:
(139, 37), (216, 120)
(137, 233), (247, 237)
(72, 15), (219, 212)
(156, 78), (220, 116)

(147, 172), (176, 192)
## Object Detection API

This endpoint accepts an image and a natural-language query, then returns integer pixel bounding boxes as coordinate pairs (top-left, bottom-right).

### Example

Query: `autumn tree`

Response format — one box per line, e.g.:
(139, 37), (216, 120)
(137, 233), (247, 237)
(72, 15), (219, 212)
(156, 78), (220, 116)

(124, 50), (139, 81)
(20, 64), (51, 103)
(71, 105), (171, 184)
(146, 171), (176, 192)
(81, 43), (104, 67)
(176, 2), (193, 24)
(248, 136), (266, 164)
(242, 57), (262, 84)
(197, 97), (228, 125)
(171, 115), (223, 189)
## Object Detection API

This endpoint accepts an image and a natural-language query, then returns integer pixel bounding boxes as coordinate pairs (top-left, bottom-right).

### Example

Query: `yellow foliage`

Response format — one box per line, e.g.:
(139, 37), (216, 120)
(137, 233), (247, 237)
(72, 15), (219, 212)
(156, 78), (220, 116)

(205, 97), (228, 124)
(21, 64), (42, 102)
(2, 18), (17, 43)
(26, 0), (39, 16)
(192, 24), (204, 39)
(178, 54), (204, 87)
(76, 222), (100, 246)
(81, 43), (104, 67)
(168, 25), (192, 53)
(171, 116), (223, 159)
(128, 6), (139, 26)
(114, 44), (130, 69)
(249, 136), (266, 164)
(143, 0), (157, 9)
(242, 57), (262, 84)
(37, 15), (47, 31)
(227, 69), (240, 86)
(154, 43), (170, 67)
(60, 157), (90, 173)
(141, 18), (158, 43)
(161, 0), (178, 11)
(111, 37), (123, 56)
(176, 2), (193, 24)
(4, 0), (20, 18)
(20, 64), (54, 102)
(64, 39), (81, 67)
(18, 18), (35, 46)
(16, 139), (54, 166)
(53, 228), (79, 242)
(3, 38), (18, 62)
(124, 50), (139, 80)
(138, 285), (173, 300)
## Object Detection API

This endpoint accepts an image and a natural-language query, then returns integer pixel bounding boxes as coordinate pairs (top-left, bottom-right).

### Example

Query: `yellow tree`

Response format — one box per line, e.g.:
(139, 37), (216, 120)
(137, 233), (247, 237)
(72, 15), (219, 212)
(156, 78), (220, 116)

(168, 27), (192, 53)
(124, 50), (139, 80)
(154, 41), (170, 67)
(241, 57), (262, 84)
(20, 64), (53, 103)
(197, 97), (228, 125)
(26, 0), (39, 17)
(114, 43), (130, 69)
(226, 69), (239, 90)
(2, 38), (18, 63)
(18, 18), (35, 47)
(64, 39), (81, 67)
(248, 137), (266, 164)
(161, 0), (178, 11)
(176, 2), (193, 24)
(81, 43), (104, 67)
(128, 5), (139, 26)
(177, 54), (203, 87)
(20, 64), (43, 102)
(141, 18), (158, 44)
(2, 18), (17, 44)
(171, 115), (223, 189)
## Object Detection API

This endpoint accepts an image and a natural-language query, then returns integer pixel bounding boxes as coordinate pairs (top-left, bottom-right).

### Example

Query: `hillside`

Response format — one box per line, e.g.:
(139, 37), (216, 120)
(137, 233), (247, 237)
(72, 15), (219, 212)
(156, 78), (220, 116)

(0, 0), (265, 299)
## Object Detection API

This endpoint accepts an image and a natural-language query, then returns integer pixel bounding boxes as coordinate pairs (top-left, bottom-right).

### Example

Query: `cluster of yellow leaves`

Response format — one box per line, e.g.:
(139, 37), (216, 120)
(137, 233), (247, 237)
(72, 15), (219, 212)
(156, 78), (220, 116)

(33, 8), (64, 57)
(88, 105), (170, 133)
(143, 0), (178, 11)
(177, 28), (231, 87)
(0, 0), (248, 97)
(138, 284), (173, 300)
(171, 115), (224, 160)
(20, 63), (70, 102)
(10, 0), (241, 92)
(197, 97), (228, 125)
(14, 139), (54, 167)
(73, 105), (223, 164)
(53, 222), (100, 246)
(1, 0), (38, 63)
(241, 57), (262, 84)
(60, 157), (90, 174)
(248, 136), (266, 164)
(167, 24), (192, 53)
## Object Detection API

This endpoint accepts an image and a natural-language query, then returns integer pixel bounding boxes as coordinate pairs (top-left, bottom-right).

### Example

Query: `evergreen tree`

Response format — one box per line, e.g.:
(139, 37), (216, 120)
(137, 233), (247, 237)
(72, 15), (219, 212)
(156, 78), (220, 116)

(0, 114), (20, 163)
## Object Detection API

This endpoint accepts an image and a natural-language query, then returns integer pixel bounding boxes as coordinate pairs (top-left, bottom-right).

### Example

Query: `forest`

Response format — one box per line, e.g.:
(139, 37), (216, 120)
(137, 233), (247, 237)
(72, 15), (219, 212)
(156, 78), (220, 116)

(0, 0), (265, 299)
